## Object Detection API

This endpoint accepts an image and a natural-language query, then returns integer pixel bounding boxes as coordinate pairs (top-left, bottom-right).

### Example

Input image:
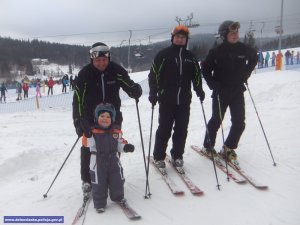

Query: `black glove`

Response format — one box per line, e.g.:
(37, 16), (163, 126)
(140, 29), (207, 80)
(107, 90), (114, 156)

(210, 81), (221, 97)
(128, 83), (142, 99)
(243, 73), (250, 84)
(74, 118), (92, 138)
(81, 119), (92, 138)
(123, 144), (135, 152)
(74, 119), (83, 137)
(148, 95), (158, 106)
(198, 89), (205, 102)
(212, 82), (221, 92)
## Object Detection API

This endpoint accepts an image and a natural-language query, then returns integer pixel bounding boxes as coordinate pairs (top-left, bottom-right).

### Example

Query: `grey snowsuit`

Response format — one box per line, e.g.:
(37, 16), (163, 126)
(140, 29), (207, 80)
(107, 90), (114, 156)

(86, 127), (126, 209)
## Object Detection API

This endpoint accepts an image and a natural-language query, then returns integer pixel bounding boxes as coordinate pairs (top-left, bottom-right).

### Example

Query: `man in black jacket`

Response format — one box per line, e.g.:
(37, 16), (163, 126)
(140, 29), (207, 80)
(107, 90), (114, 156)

(72, 42), (142, 199)
(148, 25), (205, 171)
(201, 21), (257, 164)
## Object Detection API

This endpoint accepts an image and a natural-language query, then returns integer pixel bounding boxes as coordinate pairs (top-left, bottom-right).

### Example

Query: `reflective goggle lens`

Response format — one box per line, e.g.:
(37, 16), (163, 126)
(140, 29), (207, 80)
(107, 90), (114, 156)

(90, 45), (110, 58)
(90, 51), (110, 59)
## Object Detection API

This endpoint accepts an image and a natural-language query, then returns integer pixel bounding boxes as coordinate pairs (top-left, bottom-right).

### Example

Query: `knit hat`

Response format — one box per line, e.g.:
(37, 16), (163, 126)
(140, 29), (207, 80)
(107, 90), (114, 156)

(94, 103), (116, 123)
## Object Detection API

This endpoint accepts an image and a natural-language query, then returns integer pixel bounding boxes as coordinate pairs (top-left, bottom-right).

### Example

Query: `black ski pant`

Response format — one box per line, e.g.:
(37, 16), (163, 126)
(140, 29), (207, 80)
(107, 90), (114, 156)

(81, 146), (91, 183)
(203, 90), (245, 150)
(24, 91), (28, 99)
(80, 111), (123, 184)
(0, 92), (5, 102)
(153, 103), (190, 161)
(48, 87), (53, 95)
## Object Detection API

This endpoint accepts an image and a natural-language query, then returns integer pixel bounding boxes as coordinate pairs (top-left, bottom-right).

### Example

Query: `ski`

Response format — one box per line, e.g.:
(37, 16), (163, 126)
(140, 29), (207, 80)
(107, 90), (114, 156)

(71, 196), (92, 225)
(191, 145), (247, 184)
(165, 155), (204, 195)
(150, 156), (185, 195)
(215, 154), (269, 190)
(118, 200), (141, 220)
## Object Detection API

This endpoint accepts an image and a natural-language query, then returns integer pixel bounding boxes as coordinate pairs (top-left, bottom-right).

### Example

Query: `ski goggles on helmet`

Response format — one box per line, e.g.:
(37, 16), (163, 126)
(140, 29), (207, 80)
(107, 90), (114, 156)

(89, 45), (110, 59)
(228, 22), (240, 33)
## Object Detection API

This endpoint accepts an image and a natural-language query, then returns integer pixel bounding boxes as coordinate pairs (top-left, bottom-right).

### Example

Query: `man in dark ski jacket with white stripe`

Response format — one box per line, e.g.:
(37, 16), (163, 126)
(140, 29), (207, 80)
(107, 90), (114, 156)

(148, 25), (205, 169)
(72, 42), (142, 198)
(201, 21), (258, 162)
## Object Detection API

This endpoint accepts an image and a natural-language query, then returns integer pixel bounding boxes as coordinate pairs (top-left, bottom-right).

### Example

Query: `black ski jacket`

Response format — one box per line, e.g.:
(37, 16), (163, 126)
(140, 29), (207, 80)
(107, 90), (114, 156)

(73, 61), (137, 123)
(148, 44), (203, 105)
(201, 41), (257, 92)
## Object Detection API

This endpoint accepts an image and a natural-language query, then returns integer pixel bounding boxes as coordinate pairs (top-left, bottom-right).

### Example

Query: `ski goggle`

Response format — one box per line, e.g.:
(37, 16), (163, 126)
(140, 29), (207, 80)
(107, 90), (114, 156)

(89, 45), (110, 59)
(228, 22), (240, 33)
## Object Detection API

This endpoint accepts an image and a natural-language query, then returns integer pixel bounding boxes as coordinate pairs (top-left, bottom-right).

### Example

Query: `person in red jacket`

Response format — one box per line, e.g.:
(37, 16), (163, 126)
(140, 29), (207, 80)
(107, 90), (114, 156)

(22, 82), (29, 99)
(47, 77), (55, 96)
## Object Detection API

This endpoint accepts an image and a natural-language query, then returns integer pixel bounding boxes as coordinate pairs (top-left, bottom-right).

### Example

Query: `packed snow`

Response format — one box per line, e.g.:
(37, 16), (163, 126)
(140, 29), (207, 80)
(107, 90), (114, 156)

(1, 59), (300, 225)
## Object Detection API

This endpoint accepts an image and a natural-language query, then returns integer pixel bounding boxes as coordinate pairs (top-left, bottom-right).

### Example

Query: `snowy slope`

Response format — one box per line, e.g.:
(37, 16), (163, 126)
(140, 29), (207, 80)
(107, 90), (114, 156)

(1, 68), (300, 225)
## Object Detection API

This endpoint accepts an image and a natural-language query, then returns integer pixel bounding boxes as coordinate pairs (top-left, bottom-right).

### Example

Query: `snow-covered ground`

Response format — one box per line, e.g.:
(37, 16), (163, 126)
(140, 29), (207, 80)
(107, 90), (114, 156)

(1, 61), (300, 225)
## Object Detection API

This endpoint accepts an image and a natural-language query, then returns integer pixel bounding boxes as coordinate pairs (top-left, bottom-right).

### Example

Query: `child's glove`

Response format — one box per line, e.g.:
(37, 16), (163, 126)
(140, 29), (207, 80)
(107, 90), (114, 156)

(123, 144), (135, 152)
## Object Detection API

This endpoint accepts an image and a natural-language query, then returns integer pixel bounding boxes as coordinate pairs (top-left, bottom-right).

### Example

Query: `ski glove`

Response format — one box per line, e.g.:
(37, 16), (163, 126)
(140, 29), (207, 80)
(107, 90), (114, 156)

(74, 118), (83, 137)
(128, 83), (142, 100)
(211, 82), (221, 98)
(198, 89), (205, 102)
(148, 95), (158, 106)
(123, 144), (135, 152)
(74, 118), (92, 138)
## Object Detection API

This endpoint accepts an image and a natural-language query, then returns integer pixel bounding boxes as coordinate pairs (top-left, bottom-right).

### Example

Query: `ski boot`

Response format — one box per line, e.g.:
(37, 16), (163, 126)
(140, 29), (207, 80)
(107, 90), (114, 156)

(82, 182), (92, 201)
(171, 158), (185, 174)
(154, 159), (167, 175)
(203, 146), (217, 156)
(220, 145), (239, 168)
(96, 208), (105, 213)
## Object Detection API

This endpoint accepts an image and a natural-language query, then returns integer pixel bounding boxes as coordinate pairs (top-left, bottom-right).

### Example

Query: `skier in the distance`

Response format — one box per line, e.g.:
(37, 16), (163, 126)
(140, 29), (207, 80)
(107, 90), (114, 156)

(0, 82), (8, 103)
(201, 20), (257, 164)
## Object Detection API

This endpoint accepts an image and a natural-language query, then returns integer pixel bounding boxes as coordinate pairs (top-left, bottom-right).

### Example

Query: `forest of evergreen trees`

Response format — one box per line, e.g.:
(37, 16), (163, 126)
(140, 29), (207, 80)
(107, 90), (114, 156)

(0, 37), (89, 78)
(1, 33), (300, 79)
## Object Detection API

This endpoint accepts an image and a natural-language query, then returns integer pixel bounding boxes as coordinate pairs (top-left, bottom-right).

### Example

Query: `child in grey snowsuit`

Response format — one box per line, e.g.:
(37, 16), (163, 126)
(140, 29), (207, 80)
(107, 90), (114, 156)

(84, 103), (134, 213)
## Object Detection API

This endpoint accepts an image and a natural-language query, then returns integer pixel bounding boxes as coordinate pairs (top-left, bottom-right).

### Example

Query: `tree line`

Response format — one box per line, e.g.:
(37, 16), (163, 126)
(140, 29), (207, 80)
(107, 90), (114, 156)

(1, 33), (300, 79)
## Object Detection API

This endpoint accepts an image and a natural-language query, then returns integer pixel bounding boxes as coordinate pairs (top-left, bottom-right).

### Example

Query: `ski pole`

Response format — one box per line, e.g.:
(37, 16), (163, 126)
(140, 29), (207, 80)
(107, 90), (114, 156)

(245, 83), (277, 166)
(145, 104), (155, 198)
(43, 136), (80, 198)
(200, 100), (221, 190)
(217, 95), (230, 181)
(135, 99), (151, 198)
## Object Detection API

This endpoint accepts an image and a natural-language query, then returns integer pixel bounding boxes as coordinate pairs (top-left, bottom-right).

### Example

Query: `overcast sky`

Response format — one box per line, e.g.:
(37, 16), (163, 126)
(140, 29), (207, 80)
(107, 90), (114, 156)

(0, 0), (299, 47)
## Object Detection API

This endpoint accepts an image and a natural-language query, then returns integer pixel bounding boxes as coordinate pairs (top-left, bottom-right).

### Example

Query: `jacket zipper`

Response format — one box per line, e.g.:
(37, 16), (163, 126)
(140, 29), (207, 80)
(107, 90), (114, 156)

(101, 73), (105, 101)
(177, 47), (183, 105)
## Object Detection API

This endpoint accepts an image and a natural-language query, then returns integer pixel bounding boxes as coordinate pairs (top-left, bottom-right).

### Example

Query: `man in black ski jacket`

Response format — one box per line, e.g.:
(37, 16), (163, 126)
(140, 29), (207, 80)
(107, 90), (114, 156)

(201, 20), (258, 162)
(148, 25), (205, 170)
(72, 42), (142, 199)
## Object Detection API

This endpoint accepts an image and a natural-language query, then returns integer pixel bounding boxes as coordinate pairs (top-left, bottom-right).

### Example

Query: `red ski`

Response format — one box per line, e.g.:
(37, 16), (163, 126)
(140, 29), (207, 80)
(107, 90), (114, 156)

(191, 145), (247, 184)
(166, 155), (204, 195)
(150, 157), (184, 196)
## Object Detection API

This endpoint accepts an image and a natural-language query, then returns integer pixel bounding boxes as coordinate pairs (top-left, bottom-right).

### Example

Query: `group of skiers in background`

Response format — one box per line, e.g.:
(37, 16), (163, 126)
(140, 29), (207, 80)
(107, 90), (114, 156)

(72, 20), (258, 213)
(284, 50), (300, 65)
(0, 74), (78, 102)
(258, 49), (300, 69)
